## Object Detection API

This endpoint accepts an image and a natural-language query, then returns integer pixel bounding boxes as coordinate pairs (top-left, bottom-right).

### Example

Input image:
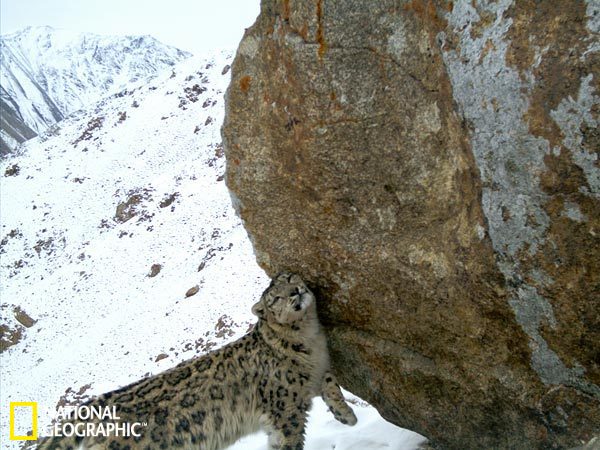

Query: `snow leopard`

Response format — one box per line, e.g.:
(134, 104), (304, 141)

(37, 272), (357, 450)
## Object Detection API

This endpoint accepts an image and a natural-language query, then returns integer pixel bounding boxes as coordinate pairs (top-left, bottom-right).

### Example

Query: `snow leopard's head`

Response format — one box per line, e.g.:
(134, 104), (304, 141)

(252, 272), (315, 325)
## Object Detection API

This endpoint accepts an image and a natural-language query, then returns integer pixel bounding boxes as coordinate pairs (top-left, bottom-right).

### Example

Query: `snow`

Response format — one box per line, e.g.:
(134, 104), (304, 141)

(230, 392), (426, 450)
(0, 129), (19, 150)
(1, 26), (191, 140)
(0, 49), (426, 450)
(0, 40), (62, 133)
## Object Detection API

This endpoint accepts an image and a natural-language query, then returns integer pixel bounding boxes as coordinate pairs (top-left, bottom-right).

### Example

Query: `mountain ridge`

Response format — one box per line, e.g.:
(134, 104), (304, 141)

(0, 25), (191, 155)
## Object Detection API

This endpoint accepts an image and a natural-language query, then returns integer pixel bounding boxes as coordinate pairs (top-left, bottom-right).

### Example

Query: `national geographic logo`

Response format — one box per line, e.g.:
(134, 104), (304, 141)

(9, 402), (38, 441)
(8, 402), (146, 441)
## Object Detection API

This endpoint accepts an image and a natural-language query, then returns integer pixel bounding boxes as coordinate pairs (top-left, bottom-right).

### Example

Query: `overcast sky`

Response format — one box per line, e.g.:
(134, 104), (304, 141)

(0, 0), (260, 55)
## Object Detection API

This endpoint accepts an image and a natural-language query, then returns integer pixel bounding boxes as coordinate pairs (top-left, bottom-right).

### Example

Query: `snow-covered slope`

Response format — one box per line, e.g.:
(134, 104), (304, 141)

(0, 26), (191, 154)
(0, 51), (426, 450)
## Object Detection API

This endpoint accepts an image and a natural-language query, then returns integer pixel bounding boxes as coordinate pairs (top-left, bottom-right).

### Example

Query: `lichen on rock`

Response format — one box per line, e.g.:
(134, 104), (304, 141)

(222, 1), (599, 448)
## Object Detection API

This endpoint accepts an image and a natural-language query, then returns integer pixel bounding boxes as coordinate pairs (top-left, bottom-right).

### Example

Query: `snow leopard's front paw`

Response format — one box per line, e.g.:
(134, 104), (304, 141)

(321, 371), (358, 426)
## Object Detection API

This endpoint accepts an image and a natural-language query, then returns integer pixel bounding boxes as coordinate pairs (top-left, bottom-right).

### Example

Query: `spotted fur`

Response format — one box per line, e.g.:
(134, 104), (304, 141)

(37, 272), (356, 450)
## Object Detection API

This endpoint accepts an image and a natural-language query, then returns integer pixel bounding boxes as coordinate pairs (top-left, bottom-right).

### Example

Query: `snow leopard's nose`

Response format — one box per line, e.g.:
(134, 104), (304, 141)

(291, 292), (302, 310)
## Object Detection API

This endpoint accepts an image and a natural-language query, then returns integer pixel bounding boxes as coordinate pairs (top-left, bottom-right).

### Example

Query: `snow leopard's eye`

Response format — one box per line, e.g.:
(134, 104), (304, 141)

(289, 274), (302, 284)
(275, 272), (292, 282)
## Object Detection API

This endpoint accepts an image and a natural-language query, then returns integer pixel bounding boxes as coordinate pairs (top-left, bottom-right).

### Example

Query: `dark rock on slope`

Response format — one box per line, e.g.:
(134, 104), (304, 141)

(0, 91), (38, 155)
(223, 1), (599, 448)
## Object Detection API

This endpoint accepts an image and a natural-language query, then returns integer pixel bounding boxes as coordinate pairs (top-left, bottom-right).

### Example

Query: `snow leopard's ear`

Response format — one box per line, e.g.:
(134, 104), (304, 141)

(252, 301), (265, 318)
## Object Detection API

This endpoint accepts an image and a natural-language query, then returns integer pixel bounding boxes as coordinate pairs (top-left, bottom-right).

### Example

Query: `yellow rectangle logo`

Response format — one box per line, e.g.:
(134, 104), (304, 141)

(9, 402), (38, 441)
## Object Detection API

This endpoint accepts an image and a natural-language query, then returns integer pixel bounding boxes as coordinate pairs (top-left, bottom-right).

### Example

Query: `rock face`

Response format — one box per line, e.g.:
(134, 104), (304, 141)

(222, 1), (599, 448)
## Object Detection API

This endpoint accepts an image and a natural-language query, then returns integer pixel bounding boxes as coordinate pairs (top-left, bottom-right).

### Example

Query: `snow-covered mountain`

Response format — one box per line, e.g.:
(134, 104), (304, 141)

(0, 50), (426, 449)
(0, 26), (191, 155)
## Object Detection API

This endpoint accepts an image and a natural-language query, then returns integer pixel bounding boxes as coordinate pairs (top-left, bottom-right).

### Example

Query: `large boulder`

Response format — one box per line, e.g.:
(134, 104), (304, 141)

(222, 1), (599, 448)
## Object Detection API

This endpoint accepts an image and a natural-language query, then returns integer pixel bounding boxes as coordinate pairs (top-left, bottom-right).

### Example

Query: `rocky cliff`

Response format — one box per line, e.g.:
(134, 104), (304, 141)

(222, 1), (599, 448)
